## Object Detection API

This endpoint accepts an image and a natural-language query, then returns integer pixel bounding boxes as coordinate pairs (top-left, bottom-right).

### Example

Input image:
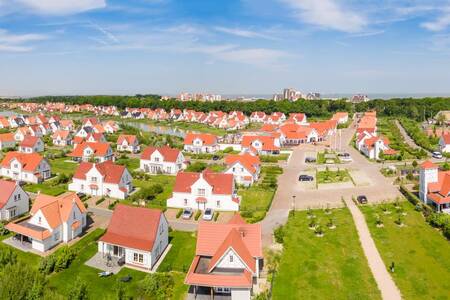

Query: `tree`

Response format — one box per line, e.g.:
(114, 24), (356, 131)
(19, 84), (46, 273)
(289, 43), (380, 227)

(68, 278), (89, 300)
(0, 262), (46, 300)
(138, 273), (174, 300)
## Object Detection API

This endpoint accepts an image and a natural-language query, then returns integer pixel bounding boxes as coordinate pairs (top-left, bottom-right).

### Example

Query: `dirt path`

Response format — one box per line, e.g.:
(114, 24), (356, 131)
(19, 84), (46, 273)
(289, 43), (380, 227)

(344, 198), (402, 300)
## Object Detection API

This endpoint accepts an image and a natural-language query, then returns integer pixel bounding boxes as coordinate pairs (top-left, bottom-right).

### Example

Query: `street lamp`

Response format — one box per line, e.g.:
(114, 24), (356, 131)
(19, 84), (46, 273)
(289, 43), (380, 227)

(292, 195), (296, 213)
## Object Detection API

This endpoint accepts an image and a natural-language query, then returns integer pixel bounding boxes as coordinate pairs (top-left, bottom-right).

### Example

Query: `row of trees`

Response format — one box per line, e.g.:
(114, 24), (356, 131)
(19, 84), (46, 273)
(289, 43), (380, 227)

(4, 95), (450, 121)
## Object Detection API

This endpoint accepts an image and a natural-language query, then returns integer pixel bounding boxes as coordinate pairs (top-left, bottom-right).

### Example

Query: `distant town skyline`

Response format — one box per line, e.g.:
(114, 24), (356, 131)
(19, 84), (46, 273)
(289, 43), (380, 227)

(2, 0), (450, 96)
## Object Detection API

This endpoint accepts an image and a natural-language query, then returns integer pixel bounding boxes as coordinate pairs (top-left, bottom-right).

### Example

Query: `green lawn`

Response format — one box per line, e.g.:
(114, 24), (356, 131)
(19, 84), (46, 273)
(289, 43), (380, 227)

(316, 169), (351, 184)
(272, 208), (381, 300)
(158, 231), (197, 273)
(116, 157), (140, 171)
(317, 151), (341, 164)
(49, 157), (78, 176)
(0, 233), (41, 267)
(23, 182), (68, 196)
(48, 228), (189, 299)
(360, 202), (450, 300)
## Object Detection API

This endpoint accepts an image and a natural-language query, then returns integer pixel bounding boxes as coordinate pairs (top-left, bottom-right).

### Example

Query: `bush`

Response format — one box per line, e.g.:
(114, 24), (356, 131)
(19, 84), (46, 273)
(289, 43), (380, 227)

(213, 211), (220, 222)
(54, 246), (76, 271)
(0, 247), (17, 267)
(38, 255), (56, 275)
(185, 161), (207, 172)
(0, 222), (9, 236)
(68, 277), (89, 300)
(176, 209), (183, 219)
(95, 197), (105, 205)
(273, 225), (284, 244)
(194, 210), (201, 221)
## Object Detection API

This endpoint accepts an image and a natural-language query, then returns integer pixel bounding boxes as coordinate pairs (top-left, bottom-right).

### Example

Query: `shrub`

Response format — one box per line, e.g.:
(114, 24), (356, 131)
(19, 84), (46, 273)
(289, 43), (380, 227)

(213, 212), (220, 222)
(139, 273), (175, 300)
(194, 210), (201, 221)
(0, 222), (9, 236)
(95, 197), (105, 205)
(54, 246), (76, 272)
(0, 247), (17, 267)
(68, 277), (89, 300)
(176, 209), (183, 219)
(273, 225), (284, 244)
(38, 255), (56, 275)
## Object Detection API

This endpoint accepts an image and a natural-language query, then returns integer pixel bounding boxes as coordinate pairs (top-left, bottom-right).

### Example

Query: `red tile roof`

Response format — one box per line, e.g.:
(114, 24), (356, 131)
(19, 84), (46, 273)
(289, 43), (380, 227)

(421, 160), (438, 169)
(224, 153), (260, 174)
(20, 135), (40, 148)
(68, 142), (111, 158)
(241, 135), (279, 151)
(117, 134), (137, 145)
(0, 133), (15, 143)
(0, 151), (44, 172)
(173, 169), (234, 195)
(141, 146), (181, 163)
(0, 180), (17, 209)
(73, 160), (126, 184)
(442, 133), (450, 144)
(99, 204), (163, 251)
(52, 130), (71, 140)
(184, 133), (217, 146)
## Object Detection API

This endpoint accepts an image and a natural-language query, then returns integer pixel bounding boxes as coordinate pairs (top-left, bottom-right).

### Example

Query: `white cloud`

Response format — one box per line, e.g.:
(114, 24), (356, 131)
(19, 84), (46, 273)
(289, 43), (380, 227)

(421, 7), (450, 31)
(214, 26), (276, 40)
(0, 29), (49, 52)
(280, 0), (367, 32)
(16, 0), (106, 15)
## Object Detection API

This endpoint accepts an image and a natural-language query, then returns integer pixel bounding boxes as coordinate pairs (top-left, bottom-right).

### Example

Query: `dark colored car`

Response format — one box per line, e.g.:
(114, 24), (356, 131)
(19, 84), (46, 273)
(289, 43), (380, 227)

(212, 155), (220, 161)
(305, 157), (316, 163)
(338, 152), (350, 157)
(357, 195), (368, 204)
(299, 175), (314, 182)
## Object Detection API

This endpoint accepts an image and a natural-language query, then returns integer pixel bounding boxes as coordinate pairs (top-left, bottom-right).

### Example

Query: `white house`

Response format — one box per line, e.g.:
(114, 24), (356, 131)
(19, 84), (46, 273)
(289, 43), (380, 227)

(419, 161), (450, 213)
(68, 142), (114, 162)
(102, 121), (119, 133)
(0, 152), (51, 183)
(68, 160), (133, 199)
(14, 127), (29, 141)
(52, 130), (72, 147)
(358, 134), (396, 160)
(241, 135), (280, 155)
(98, 204), (169, 271)
(185, 214), (263, 300)
(439, 133), (450, 153)
(0, 133), (16, 150)
(332, 112), (349, 124)
(183, 133), (219, 153)
(140, 146), (185, 175)
(19, 136), (44, 153)
(224, 153), (261, 186)
(117, 135), (140, 153)
(0, 180), (29, 221)
(167, 169), (240, 211)
(6, 192), (87, 252)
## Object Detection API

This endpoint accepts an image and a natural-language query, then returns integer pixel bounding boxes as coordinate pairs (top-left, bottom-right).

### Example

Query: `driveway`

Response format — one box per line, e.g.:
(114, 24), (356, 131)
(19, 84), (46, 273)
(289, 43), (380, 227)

(261, 119), (402, 246)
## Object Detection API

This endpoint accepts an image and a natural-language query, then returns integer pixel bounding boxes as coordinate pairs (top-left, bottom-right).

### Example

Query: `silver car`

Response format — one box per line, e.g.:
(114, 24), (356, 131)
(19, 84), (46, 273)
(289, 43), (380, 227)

(202, 208), (213, 221)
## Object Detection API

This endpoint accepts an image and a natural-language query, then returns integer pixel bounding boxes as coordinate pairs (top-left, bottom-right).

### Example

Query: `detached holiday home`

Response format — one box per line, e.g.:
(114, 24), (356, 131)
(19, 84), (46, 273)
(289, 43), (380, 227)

(117, 135), (140, 153)
(0, 180), (30, 221)
(140, 146), (185, 175)
(184, 133), (219, 153)
(97, 204), (169, 271)
(19, 136), (44, 153)
(6, 192), (87, 252)
(0, 152), (51, 183)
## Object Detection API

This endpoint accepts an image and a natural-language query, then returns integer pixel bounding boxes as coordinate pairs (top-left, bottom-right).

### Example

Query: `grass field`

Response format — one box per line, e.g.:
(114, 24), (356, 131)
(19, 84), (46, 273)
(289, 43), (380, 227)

(124, 174), (176, 209)
(316, 168), (351, 184)
(360, 202), (450, 300)
(272, 208), (381, 300)
(49, 157), (78, 176)
(116, 157), (140, 171)
(158, 231), (197, 273)
(24, 182), (68, 196)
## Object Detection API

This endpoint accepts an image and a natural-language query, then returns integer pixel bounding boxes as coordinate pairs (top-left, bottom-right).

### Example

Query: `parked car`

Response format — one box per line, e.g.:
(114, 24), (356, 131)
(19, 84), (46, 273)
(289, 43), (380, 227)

(305, 157), (316, 163)
(212, 155), (220, 161)
(182, 208), (193, 219)
(432, 151), (443, 159)
(340, 156), (352, 162)
(203, 208), (213, 221)
(76, 192), (86, 198)
(299, 174), (314, 181)
(337, 152), (350, 157)
(357, 195), (368, 204)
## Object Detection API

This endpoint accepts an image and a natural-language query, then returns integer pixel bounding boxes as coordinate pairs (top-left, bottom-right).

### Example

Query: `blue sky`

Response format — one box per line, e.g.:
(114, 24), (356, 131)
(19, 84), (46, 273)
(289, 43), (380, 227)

(1, 0), (450, 96)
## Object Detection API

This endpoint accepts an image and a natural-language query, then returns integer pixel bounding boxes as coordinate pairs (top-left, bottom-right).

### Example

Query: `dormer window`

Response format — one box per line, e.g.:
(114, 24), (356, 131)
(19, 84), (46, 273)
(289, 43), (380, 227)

(91, 177), (97, 182)
(197, 188), (205, 196)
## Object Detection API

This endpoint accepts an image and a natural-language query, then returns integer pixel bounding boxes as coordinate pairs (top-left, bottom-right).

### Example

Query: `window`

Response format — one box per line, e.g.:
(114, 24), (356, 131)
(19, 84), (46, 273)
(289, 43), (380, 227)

(73, 212), (76, 219)
(133, 253), (144, 263)
(38, 217), (42, 223)
(229, 255), (233, 263)
(184, 199), (188, 206)
(197, 188), (205, 196)
(154, 157), (159, 162)
(216, 200), (220, 208)
(160, 225), (164, 235)
(14, 164), (18, 168)
(81, 184), (84, 190)
(91, 177), (97, 182)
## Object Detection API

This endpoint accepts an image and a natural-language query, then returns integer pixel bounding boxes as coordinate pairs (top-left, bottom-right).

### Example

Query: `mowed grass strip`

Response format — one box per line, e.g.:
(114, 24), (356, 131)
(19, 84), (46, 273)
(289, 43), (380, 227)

(272, 208), (381, 300)
(360, 202), (450, 300)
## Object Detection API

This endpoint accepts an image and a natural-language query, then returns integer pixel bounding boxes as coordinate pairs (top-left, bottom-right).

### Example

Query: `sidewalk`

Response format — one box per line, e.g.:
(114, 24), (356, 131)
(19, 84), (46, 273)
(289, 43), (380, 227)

(344, 198), (402, 300)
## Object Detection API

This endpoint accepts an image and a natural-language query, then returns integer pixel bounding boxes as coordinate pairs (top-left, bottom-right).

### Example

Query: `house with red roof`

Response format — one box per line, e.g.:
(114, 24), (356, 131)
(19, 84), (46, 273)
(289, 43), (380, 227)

(68, 142), (114, 163)
(279, 123), (318, 145)
(14, 127), (30, 141)
(241, 135), (280, 155)
(332, 112), (349, 124)
(97, 204), (169, 271)
(52, 130), (72, 147)
(250, 111), (266, 123)
(82, 117), (100, 128)
(357, 131), (396, 160)
(0, 116), (10, 129)
(0, 133), (16, 150)
(59, 119), (75, 131)
(184, 133), (219, 153)
(439, 133), (450, 153)
(6, 192), (87, 252)
(224, 153), (261, 186)
(419, 161), (450, 213)
(185, 214), (263, 299)
(68, 160), (133, 199)
(140, 146), (185, 175)
(117, 134), (140, 153)
(102, 120), (119, 133)
(19, 136), (44, 153)
(0, 152), (51, 183)
(0, 180), (29, 221)
(167, 169), (240, 211)
(286, 113), (308, 125)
